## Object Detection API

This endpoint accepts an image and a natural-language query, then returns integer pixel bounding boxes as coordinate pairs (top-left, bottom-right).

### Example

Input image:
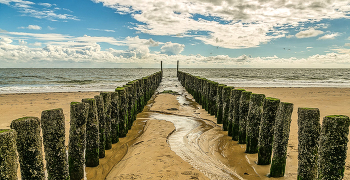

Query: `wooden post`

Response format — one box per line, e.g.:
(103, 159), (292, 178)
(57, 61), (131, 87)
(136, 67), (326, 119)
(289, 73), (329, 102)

(161, 61), (163, 72)
(257, 97), (280, 165)
(81, 98), (100, 167)
(68, 102), (89, 180)
(177, 60), (179, 77)
(11, 117), (45, 179)
(246, 93), (265, 153)
(269, 102), (293, 177)
(0, 129), (18, 180)
(318, 115), (350, 179)
(41, 109), (70, 179)
(297, 108), (320, 180)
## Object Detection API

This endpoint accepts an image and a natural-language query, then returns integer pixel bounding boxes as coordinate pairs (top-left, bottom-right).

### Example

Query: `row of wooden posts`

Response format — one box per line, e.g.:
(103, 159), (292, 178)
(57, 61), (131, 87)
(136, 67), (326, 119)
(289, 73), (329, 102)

(177, 70), (350, 179)
(0, 71), (163, 180)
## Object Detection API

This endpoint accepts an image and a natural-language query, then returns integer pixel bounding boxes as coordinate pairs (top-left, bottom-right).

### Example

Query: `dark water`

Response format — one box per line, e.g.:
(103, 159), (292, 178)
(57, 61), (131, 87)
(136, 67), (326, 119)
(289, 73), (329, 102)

(179, 68), (350, 87)
(0, 68), (160, 93)
(1, 68), (349, 94)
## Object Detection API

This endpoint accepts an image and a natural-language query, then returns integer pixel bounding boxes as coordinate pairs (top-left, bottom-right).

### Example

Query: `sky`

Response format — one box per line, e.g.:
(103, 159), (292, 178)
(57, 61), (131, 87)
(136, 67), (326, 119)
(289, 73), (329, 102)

(1, 0), (350, 68)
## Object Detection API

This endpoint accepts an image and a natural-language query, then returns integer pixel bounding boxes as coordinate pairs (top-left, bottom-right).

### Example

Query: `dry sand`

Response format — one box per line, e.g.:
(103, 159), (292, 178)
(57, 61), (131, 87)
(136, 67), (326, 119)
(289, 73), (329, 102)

(0, 87), (350, 179)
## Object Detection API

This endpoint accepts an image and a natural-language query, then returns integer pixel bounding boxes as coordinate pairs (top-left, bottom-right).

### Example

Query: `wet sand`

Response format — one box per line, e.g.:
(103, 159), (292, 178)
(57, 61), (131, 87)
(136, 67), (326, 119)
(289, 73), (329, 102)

(1, 86), (350, 179)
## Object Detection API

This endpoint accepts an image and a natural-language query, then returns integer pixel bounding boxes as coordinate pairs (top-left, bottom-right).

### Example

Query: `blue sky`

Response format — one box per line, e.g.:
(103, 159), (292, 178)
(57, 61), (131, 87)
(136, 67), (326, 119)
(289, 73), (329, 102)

(1, 0), (350, 68)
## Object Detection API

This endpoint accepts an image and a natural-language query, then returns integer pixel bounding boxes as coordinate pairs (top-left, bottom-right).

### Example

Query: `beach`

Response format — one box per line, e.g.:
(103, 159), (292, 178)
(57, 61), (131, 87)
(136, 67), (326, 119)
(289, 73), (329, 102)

(1, 86), (350, 179)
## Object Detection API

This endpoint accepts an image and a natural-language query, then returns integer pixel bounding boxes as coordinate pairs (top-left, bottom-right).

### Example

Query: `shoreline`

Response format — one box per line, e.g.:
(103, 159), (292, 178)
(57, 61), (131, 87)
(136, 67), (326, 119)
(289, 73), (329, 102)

(1, 87), (350, 179)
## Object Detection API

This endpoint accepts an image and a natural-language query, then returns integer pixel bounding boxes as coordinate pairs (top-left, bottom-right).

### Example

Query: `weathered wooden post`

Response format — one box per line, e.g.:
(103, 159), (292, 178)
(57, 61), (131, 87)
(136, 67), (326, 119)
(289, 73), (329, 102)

(68, 102), (89, 180)
(10, 117), (44, 179)
(177, 60), (179, 77)
(95, 95), (106, 158)
(297, 108), (320, 180)
(222, 86), (234, 131)
(116, 87), (127, 137)
(101, 92), (112, 149)
(257, 97), (280, 165)
(269, 102), (293, 177)
(246, 93), (265, 153)
(161, 61), (163, 73)
(82, 98), (99, 167)
(41, 109), (69, 179)
(238, 91), (252, 144)
(110, 92), (119, 143)
(230, 89), (245, 140)
(216, 84), (226, 124)
(318, 115), (350, 180)
(0, 129), (18, 180)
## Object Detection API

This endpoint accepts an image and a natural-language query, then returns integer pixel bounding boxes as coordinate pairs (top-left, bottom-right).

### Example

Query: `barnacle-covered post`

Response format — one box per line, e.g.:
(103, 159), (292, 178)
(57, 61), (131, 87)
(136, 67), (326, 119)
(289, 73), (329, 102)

(95, 95), (106, 158)
(68, 102), (89, 180)
(222, 86), (234, 131)
(257, 97), (280, 165)
(41, 109), (70, 179)
(216, 84), (226, 124)
(230, 89), (245, 140)
(110, 92), (119, 143)
(10, 117), (44, 179)
(82, 98), (99, 167)
(246, 93), (265, 153)
(101, 92), (112, 149)
(318, 115), (350, 180)
(0, 129), (18, 180)
(297, 107), (320, 180)
(210, 81), (219, 116)
(238, 91), (252, 144)
(269, 102), (293, 177)
(116, 87), (127, 137)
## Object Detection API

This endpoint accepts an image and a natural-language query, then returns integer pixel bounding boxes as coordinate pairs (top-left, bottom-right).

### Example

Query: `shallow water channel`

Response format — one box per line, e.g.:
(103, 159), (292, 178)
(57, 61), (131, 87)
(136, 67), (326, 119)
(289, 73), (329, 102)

(153, 72), (245, 179)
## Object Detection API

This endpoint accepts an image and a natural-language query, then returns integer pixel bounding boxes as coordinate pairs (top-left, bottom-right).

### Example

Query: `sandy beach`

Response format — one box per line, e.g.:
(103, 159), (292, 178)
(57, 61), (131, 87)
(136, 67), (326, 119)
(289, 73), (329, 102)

(1, 86), (350, 179)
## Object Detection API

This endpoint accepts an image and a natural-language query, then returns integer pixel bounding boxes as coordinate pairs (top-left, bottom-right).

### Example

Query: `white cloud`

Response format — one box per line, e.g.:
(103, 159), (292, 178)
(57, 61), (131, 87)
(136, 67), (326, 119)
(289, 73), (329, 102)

(317, 33), (340, 40)
(18, 39), (27, 45)
(345, 43), (350, 47)
(2, 36), (350, 68)
(286, 35), (294, 39)
(18, 25), (42, 30)
(31, 42), (42, 46)
(91, 0), (350, 49)
(160, 42), (185, 55)
(295, 28), (324, 38)
(87, 28), (115, 33)
(0, 0), (79, 21)
(27, 25), (41, 30)
(47, 26), (55, 30)
(306, 47), (313, 49)
(0, 37), (13, 44)
(38, 3), (52, 7)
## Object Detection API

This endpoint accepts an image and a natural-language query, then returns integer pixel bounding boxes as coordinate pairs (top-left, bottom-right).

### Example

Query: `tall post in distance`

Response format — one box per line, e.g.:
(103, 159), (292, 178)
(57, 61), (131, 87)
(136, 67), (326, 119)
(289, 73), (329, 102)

(161, 61), (163, 72)
(177, 60), (179, 77)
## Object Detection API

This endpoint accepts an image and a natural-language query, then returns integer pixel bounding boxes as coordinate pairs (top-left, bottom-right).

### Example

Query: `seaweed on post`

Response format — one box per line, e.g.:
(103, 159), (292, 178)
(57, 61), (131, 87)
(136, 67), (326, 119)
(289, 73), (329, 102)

(100, 92), (112, 149)
(11, 117), (45, 180)
(41, 109), (70, 179)
(230, 89), (245, 140)
(81, 98), (100, 167)
(0, 129), (18, 180)
(238, 91), (252, 144)
(318, 115), (350, 180)
(297, 107), (320, 180)
(257, 97), (280, 165)
(269, 102), (293, 177)
(68, 102), (89, 180)
(95, 95), (106, 158)
(246, 93), (265, 154)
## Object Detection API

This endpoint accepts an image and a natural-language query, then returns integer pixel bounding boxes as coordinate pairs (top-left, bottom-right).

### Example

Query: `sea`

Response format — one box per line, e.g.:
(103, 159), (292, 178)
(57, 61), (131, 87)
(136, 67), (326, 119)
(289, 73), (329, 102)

(1, 68), (350, 94)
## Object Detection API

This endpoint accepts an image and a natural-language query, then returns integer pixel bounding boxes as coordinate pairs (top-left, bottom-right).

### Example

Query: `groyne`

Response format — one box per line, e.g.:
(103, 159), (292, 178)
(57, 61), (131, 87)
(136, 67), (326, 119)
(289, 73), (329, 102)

(177, 70), (350, 179)
(0, 70), (162, 180)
